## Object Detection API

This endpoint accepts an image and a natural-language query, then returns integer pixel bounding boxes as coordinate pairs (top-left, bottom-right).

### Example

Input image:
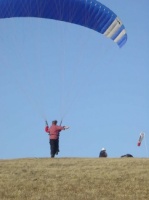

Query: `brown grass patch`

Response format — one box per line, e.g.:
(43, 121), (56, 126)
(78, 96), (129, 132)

(0, 158), (149, 200)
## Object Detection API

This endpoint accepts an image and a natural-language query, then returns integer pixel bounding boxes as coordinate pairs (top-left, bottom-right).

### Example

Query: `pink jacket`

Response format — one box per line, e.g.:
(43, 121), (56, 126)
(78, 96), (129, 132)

(45, 124), (65, 139)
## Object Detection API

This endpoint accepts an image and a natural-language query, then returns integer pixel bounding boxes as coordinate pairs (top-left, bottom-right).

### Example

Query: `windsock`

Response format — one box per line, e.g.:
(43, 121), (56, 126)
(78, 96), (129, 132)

(137, 132), (144, 146)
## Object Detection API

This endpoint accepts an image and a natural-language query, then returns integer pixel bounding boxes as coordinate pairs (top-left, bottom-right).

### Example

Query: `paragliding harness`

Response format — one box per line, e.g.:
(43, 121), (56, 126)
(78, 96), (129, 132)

(56, 120), (62, 155)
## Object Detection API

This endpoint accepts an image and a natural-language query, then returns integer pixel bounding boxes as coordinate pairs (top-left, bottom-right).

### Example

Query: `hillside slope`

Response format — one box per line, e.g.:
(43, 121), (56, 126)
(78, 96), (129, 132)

(0, 158), (149, 200)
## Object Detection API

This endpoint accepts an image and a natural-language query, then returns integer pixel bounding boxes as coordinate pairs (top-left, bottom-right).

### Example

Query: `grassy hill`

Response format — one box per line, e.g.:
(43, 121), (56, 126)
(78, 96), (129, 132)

(0, 158), (149, 200)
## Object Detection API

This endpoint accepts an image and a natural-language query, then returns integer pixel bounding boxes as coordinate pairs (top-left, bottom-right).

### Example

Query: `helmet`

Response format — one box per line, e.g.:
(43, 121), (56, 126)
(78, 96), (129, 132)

(101, 148), (106, 151)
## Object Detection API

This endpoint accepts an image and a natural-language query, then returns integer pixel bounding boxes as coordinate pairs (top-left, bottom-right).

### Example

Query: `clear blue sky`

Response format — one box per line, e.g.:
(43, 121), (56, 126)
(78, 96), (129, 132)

(0, 0), (149, 159)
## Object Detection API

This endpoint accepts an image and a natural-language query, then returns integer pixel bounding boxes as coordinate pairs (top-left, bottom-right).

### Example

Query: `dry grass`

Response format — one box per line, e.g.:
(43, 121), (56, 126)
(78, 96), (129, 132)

(0, 158), (149, 200)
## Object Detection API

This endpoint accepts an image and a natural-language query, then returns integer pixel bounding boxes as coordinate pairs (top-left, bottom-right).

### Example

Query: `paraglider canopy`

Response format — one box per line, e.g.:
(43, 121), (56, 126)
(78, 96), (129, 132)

(0, 0), (127, 48)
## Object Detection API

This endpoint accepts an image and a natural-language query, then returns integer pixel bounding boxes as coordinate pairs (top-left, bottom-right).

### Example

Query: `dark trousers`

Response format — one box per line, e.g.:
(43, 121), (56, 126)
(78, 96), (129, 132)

(50, 139), (58, 158)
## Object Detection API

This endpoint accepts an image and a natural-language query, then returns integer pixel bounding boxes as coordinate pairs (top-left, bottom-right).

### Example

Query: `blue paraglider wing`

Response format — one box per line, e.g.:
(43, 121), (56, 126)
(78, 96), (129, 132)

(0, 0), (127, 47)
